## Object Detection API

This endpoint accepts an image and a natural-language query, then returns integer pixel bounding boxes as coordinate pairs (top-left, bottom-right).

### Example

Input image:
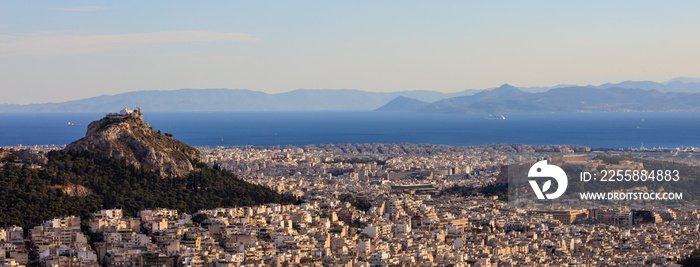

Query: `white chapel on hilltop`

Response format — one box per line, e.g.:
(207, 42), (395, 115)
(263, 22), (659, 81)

(107, 107), (142, 118)
(119, 107), (133, 116)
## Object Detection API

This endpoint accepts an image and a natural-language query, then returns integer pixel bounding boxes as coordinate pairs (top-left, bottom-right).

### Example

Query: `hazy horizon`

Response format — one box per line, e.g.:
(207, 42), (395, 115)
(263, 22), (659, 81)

(3, 76), (700, 106)
(3, 1), (700, 104)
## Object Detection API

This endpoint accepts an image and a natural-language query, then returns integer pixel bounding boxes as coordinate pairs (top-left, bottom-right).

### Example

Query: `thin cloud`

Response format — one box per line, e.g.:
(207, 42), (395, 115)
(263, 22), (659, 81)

(50, 6), (105, 12)
(0, 31), (258, 56)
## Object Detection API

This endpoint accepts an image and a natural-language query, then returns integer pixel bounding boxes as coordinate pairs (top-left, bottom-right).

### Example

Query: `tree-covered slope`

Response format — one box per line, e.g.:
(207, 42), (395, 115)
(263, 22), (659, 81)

(0, 150), (297, 229)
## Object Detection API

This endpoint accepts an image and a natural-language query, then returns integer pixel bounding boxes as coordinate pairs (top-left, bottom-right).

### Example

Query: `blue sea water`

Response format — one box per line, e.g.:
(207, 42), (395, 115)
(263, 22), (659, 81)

(1, 111), (700, 149)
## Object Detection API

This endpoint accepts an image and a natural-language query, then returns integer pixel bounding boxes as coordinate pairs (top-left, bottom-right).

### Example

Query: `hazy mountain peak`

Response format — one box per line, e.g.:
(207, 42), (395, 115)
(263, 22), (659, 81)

(482, 84), (527, 96)
(498, 83), (517, 89)
(375, 96), (430, 112)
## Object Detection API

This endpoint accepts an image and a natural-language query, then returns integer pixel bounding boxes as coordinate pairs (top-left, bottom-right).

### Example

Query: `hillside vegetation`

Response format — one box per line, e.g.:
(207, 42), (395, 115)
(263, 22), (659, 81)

(0, 151), (298, 228)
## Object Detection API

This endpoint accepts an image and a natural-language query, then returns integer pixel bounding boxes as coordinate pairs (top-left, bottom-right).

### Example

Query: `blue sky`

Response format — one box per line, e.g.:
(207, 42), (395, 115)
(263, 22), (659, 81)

(2, 1), (700, 104)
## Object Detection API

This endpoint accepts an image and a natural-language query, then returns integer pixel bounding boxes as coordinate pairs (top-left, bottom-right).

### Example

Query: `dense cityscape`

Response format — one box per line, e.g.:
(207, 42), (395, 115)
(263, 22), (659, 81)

(6, 1), (700, 266)
(1, 143), (699, 266)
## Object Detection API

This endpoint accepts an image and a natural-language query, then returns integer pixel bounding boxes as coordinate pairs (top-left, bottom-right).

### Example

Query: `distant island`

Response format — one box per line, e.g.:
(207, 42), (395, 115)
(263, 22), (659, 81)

(377, 84), (700, 113)
(3, 77), (700, 113)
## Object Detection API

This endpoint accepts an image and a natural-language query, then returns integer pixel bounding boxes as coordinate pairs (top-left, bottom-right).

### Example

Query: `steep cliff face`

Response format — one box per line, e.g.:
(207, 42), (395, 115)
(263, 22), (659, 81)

(64, 113), (200, 177)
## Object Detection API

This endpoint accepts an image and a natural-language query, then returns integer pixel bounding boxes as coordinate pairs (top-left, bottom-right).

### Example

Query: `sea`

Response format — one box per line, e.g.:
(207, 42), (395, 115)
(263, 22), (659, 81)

(2, 111), (700, 149)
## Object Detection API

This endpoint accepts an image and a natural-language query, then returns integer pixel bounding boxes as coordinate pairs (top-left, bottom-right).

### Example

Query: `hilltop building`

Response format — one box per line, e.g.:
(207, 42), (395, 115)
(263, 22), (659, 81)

(107, 107), (143, 118)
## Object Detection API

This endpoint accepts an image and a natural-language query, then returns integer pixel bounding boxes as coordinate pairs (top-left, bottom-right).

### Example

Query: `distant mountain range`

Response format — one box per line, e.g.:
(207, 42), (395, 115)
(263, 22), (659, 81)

(383, 84), (700, 113)
(0, 89), (477, 112)
(515, 77), (700, 93)
(3, 77), (700, 113)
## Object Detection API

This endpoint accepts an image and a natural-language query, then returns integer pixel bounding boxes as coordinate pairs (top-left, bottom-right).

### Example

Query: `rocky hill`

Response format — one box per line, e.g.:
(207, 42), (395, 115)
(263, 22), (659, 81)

(64, 109), (199, 177)
(0, 109), (297, 228)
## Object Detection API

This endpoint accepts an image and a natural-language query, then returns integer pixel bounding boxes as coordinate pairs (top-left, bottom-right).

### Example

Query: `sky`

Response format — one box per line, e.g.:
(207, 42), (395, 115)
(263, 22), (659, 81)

(2, 1), (700, 104)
